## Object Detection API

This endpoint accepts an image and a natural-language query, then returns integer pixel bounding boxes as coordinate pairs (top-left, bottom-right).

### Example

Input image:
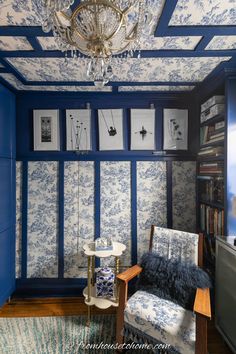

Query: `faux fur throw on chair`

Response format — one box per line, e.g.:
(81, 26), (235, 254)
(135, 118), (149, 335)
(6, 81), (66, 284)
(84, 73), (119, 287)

(136, 252), (212, 310)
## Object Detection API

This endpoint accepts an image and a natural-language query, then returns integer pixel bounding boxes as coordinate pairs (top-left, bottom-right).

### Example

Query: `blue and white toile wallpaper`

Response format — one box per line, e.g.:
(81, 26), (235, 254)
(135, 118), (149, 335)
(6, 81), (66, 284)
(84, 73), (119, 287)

(0, 36), (32, 51)
(100, 161), (131, 269)
(172, 161), (196, 233)
(16, 161), (22, 279)
(5, 57), (231, 83)
(64, 161), (94, 278)
(27, 162), (59, 278)
(206, 36), (236, 51)
(170, 0), (236, 26)
(15, 160), (196, 279)
(137, 161), (167, 261)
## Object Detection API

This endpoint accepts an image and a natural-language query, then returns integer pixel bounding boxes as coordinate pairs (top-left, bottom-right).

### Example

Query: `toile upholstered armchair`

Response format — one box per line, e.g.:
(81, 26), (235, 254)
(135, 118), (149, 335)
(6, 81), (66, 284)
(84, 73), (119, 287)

(116, 226), (211, 354)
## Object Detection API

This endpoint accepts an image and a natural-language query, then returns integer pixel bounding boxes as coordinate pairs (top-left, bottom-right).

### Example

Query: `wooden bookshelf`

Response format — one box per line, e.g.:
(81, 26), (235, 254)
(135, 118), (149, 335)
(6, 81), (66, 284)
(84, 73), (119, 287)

(200, 113), (225, 127)
(197, 95), (226, 277)
(199, 200), (224, 209)
(200, 140), (224, 149)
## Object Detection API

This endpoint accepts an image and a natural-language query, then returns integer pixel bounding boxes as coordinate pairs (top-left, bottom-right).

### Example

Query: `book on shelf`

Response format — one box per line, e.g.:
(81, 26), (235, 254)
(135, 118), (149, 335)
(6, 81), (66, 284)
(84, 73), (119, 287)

(215, 121), (225, 130)
(199, 161), (224, 174)
(198, 146), (224, 157)
(199, 177), (224, 204)
(200, 123), (225, 145)
(200, 204), (224, 236)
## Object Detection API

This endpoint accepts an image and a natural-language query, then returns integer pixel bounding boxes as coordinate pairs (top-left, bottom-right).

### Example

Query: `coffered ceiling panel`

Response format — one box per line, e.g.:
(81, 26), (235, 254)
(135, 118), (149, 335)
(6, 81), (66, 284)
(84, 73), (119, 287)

(140, 36), (202, 50)
(118, 85), (195, 92)
(6, 57), (231, 82)
(0, 73), (112, 91)
(0, 0), (41, 26)
(206, 36), (236, 51)
(0, 36), (33, 51)
(170, 0), (236, 26)
(37, 35), (202, 51)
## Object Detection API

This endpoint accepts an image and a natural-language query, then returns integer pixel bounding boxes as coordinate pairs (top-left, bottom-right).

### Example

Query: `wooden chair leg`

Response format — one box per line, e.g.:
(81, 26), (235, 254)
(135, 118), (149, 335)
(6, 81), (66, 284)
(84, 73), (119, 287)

(116, 280), (128, 349)
(196, 314), (208, 354)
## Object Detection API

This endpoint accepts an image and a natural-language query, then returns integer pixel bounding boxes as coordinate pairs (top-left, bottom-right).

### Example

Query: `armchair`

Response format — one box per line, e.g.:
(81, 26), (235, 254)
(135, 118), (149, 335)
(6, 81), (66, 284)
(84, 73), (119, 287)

(116, 226), (211, 354)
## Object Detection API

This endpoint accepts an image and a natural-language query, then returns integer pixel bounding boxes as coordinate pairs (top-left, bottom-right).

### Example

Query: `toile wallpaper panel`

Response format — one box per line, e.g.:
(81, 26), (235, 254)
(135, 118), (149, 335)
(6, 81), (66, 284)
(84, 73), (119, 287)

(172, 161), (196, 233)
(137, 161), (167, 261)
(100, 161), (131, 269)
(27, 161), (59, 278)
(64, 161), (94, 278)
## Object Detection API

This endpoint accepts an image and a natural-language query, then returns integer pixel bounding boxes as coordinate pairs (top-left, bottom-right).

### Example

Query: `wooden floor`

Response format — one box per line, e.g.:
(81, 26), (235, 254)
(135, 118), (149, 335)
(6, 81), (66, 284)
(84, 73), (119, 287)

(0, 297), (233, 354)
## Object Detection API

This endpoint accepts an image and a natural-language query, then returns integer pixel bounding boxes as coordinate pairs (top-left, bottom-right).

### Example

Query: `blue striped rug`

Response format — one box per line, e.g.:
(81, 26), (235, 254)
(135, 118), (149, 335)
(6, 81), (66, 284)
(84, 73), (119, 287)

(0, 315), (116, 354)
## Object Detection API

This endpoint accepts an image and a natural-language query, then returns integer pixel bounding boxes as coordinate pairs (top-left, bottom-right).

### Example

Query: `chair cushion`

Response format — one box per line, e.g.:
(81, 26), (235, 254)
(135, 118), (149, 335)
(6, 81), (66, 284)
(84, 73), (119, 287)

(124, 290), (195, 354)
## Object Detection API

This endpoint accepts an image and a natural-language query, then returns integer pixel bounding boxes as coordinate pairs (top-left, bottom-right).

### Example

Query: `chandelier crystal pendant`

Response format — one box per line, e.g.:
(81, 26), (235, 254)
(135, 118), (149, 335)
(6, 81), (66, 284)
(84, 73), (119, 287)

(40, 0), (153, 86)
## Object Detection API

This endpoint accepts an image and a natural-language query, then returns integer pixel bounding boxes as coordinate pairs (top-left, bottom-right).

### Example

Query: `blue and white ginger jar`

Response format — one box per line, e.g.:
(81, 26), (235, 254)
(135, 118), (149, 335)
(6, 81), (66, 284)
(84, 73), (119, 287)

(96, 267), (115, 298)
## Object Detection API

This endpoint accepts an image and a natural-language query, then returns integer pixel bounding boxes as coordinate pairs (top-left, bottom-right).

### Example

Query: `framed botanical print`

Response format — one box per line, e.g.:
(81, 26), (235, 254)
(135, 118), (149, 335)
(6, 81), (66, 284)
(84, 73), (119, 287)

(33, 109), (60, 151)
(163, 109), (188, 150)
(130, 109), (156, 150)
(98, 109), (124, 150)
(66, 109), (92, 152)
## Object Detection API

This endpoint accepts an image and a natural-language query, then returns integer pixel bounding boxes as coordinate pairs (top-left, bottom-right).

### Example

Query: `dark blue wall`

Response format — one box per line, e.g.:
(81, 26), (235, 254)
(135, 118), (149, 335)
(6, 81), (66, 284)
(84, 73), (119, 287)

(0, 83), (16, 306)
(14, 90), (198, 297)
(16, 91), (198, 159)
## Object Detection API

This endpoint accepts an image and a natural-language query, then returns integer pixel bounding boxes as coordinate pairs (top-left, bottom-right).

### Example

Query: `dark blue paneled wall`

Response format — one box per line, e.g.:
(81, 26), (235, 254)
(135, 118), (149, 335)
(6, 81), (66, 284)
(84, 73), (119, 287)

(0, 83), (16, 306)
(15, 90), (198, 297)
(16, 91), (198, 158)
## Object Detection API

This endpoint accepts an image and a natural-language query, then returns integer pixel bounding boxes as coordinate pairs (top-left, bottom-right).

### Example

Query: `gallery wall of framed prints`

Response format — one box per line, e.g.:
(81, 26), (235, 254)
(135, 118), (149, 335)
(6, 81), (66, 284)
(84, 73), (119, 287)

(32, 107), (189, 152)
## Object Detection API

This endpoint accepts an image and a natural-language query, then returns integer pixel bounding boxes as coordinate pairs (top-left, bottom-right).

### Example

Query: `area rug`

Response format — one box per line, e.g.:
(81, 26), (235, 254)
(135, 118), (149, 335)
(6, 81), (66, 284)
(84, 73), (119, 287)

(0, 315), (116, 354)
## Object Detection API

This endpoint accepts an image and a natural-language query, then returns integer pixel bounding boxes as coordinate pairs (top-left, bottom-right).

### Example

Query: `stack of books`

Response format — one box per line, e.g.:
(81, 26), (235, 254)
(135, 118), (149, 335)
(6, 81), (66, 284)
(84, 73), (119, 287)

(198, 146), (224, 158)
(199, 162), (224, 175)
(200, 204), (224, 236)
(200, 120), (225, 145)
(199, 177), (224, 203)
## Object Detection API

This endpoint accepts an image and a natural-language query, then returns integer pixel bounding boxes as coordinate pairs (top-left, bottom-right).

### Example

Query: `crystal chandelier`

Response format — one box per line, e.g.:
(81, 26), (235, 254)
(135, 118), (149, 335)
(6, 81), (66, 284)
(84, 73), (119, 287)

(40, 0), (153, 86)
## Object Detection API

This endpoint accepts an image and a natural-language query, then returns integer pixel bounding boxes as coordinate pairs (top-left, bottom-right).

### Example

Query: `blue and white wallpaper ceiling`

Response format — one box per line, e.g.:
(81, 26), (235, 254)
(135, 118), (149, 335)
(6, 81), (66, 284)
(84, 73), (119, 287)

(0, 0), (235, 93)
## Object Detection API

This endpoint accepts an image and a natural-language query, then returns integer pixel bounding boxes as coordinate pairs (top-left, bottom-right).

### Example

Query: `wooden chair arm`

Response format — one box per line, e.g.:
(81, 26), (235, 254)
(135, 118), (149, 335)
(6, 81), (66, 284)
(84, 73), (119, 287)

(194, 288), (211, 319)
(117, 265), (142, 283)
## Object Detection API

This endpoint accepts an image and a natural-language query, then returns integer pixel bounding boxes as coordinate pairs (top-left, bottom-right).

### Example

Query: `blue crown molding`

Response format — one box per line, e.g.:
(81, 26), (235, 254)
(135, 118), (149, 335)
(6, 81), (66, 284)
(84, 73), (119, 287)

(1, 49), (235, 58)
(0, 58), (27, 82)
(0, 76), (17, 93)
(0, 67), (8, 73)
(15, 81), (197, 86)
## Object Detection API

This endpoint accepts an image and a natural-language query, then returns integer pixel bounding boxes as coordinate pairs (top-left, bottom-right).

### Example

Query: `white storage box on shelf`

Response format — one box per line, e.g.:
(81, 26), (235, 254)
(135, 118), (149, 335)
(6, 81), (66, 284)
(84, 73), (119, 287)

(200, 95), (225, 123)
(201, 95), (225, 113)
